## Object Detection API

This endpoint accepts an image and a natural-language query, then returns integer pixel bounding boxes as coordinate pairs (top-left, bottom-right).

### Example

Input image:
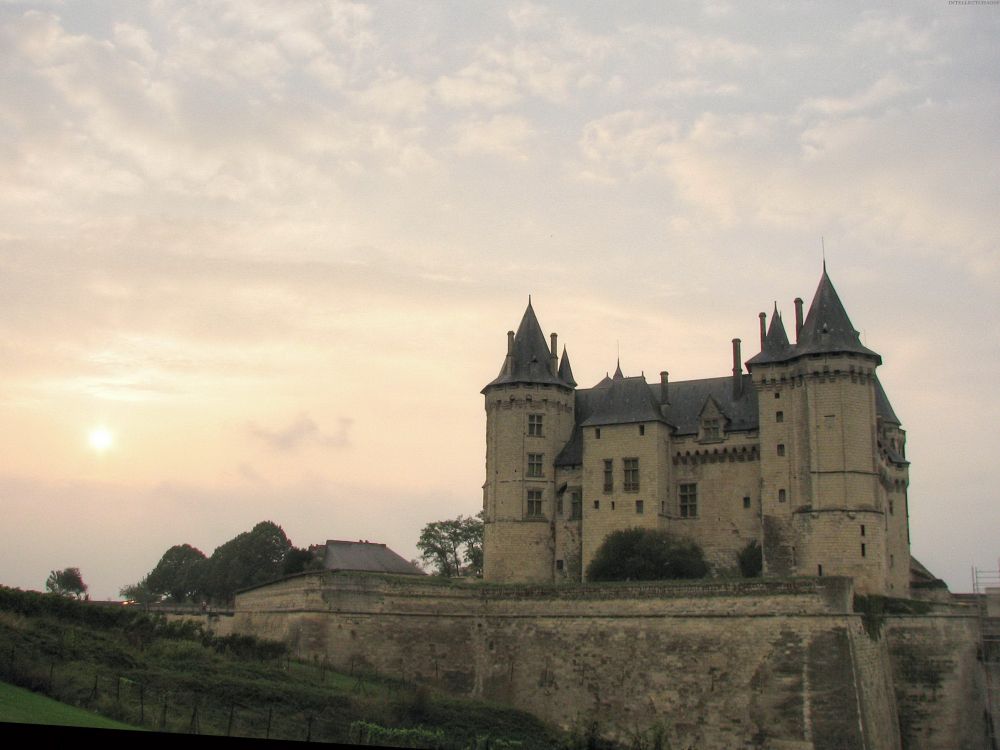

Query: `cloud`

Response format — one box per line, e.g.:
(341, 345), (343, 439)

(249, 413), (353, 451)
(451, 114), (535, 159)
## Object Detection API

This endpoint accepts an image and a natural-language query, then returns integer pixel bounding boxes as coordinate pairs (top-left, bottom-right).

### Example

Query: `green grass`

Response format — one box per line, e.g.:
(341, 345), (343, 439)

(0, 587), (569, 747)
(0, 680), (141, 730)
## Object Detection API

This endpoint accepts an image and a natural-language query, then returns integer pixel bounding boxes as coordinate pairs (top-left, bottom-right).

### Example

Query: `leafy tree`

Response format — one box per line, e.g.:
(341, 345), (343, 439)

(200, 521), (292, 602)
(737, 539), (762, 578)
(586, 528), (708, 582)
(145, 543), (207, 602)
(282, 545), (323, 576)
(118, 578), (161, 604)
(417, 512), (484, 577)
(45, 567), (88, 599)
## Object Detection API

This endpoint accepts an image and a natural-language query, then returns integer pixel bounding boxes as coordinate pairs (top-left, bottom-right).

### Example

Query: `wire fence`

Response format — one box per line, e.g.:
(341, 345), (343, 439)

(0, 641), (433, 745)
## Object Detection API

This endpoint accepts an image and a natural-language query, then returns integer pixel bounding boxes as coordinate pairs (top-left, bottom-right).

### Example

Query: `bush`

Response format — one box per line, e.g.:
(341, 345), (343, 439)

(585, 529), (708, 582)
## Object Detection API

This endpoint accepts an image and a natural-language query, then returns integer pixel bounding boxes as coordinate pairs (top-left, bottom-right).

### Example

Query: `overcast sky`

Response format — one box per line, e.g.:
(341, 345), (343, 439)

(1, 1), (997, 599)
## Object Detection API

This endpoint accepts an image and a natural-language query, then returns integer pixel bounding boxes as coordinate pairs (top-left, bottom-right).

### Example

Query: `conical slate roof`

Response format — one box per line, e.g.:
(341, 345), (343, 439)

(747, 267), (880, 367)
(746, 305), (792, 366)
(796, 267), (880, 361)
(558, 347), (577, 387)
(483, 300), (574, 391)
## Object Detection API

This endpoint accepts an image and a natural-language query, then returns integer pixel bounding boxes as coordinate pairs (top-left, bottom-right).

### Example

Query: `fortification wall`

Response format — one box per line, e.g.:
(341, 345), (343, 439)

(234, 573), (912, 749)
(884, 612), (993, 750)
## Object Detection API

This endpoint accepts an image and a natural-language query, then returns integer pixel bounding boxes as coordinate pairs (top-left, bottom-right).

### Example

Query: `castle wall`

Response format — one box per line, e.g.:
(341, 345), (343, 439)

(884, 612), (993, 750)
(669, 434), (761, 573)
(234, 573), (916, 749)
(579, 422), (669, 576)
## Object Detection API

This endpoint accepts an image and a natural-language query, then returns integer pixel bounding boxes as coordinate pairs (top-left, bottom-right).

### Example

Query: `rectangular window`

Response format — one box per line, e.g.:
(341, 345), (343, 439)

(635, 500), (644, 514)
(861, 543), (866, 557)
(818, 564), (823, 576)
(528, 414), (543, 436)
(860, 524), (866, 537)
(639, 424), (645, 436)
(777, 444), (785, 456)
(743, 496), (751, 509)
(778, 489), (787, 503)
(623, 458), (639, 491)
(595, 427), (601, 439)
(593, 500), (600, 510)
(527, 453), (543, 478)
(570, 492), (582, 520)
(776, 411), (784, 423)
(603, 459), (613, 492)
(703, 418), (720, 440)
(556, 559), (564, 571)
(527, 489), (543, 518)
(679, 483), (697, 518)
(611, 501), (616, 510)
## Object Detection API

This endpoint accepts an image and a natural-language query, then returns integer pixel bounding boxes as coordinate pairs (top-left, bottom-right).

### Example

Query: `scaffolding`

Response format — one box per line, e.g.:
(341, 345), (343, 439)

(973, 566), (1000, 748)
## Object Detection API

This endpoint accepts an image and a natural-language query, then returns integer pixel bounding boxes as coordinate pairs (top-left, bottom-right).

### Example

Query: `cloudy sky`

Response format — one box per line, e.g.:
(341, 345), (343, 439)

(1, 1), (997, 598)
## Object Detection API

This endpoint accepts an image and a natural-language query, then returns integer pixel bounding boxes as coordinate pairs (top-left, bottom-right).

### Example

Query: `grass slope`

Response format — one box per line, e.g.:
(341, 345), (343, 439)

(0, 588), (571, 748)
(0, 680), (140, 730)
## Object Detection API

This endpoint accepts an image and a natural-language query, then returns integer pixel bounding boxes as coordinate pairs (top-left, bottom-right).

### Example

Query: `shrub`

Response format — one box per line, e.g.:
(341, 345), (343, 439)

(585, 529), (707, 582)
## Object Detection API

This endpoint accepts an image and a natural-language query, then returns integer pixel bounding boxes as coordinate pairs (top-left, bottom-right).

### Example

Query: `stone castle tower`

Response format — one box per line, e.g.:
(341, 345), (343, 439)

(481, 268), (911, 595)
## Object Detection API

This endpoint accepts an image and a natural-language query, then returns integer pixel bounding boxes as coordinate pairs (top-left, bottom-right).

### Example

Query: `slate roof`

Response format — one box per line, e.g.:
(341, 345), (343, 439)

(555, 372), (758, 465)
(747, 268), (880, 367)
(483, 300), (573, 391)
(580, 374), (666, 427)
(746, 306), (792, 366)
(558, 347), (577, 387)
(875, 377), (900, 425)
(322, 541), (425, 576)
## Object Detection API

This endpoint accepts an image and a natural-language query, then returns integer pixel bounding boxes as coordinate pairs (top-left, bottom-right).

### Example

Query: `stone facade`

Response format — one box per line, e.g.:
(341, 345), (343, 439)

(482, 268), (912, 596)
(232, 572), (995, 750)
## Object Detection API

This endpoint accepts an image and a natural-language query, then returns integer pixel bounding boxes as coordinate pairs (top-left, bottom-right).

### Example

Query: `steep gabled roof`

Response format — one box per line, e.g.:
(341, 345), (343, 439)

(483, 300), (570, 390)
(580, 372), (665, 427)
(660, 375), (758, 436)
(796, 267), (880, 362)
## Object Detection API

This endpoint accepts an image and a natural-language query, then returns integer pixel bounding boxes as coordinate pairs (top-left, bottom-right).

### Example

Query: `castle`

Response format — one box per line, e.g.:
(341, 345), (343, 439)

(482, 266), (912, 596)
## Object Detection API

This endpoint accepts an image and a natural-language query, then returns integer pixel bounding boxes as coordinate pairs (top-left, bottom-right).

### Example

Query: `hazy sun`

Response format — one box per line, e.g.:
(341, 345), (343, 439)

(88, 427), (114, 453)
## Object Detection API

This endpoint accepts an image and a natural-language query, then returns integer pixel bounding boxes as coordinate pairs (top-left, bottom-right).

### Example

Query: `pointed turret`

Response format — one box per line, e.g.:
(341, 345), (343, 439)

(558, 346), (577, 387)
(796, 268), (880, 362)
(483, 300), (573, 391)
(746, 305), (792, 365)
(613, 359), (624, 380)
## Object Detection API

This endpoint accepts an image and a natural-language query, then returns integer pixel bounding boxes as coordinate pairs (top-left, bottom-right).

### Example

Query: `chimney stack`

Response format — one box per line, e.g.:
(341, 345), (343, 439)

(758, 312), (767, 348)
(505, 330), (514, 374)
(794, 298), (804, 342)
(732, 338), (742, 398)
(660, 371), (670, 404)
(550, 333), (558, 375)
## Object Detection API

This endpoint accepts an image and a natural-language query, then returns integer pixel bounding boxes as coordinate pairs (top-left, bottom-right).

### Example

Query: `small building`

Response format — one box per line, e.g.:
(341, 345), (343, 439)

(320, 540), (425, 576)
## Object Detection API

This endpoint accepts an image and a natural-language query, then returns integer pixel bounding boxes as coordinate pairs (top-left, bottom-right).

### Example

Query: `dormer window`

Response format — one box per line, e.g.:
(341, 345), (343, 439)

(701, 418), (721, 442)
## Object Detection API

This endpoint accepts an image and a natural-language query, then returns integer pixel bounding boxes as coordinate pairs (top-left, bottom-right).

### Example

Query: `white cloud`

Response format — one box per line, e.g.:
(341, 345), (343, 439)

(451, 114), (535, 160)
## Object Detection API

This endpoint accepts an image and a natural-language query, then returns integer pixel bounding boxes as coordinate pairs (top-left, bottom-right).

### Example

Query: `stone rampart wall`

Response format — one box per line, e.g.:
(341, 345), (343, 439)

(233, 573), (911, 749)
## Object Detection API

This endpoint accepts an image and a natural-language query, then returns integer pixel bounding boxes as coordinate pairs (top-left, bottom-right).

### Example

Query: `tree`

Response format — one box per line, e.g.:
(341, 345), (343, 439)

(145, 543), (207, 602)
(417, 512), (484, 577)
(200, 521), (292, 602)
(118, 579), (161, 604)
(45, 567), (88, 599)
(586, 528), (708, 582)
(282, 546), (323, 576)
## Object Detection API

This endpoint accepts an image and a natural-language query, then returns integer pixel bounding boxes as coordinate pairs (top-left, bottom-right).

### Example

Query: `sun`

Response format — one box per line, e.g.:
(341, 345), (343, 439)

(88, 427), (114, 453)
